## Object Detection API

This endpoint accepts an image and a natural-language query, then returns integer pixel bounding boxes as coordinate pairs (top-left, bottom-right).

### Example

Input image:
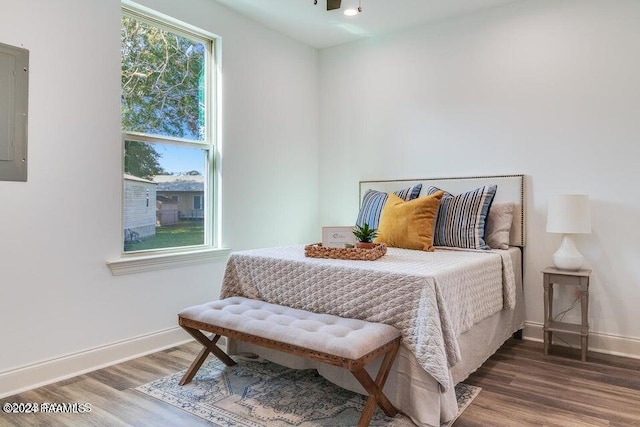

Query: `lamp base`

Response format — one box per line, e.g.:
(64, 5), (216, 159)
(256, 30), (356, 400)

(552, 234), (585, 270)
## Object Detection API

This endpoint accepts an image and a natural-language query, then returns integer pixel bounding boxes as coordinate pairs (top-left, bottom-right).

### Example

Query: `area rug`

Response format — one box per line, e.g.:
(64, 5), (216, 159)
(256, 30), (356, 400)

(136, 357), (480, 426)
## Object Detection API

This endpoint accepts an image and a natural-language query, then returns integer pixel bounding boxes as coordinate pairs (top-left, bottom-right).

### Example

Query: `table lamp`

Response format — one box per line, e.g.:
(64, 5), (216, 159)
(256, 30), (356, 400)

(546, 194), (591, 270)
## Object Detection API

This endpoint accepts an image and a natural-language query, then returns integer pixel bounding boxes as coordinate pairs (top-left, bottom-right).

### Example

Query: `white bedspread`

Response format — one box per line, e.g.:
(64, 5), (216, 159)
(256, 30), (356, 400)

(220, 245), (515, 391)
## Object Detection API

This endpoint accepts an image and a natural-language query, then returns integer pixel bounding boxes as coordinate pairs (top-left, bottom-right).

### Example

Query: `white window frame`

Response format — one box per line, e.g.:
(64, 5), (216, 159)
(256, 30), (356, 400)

(108, 2), (228, 275)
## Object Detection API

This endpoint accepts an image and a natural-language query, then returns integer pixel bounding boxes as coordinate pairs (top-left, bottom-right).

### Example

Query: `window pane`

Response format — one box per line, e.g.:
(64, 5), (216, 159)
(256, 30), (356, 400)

(123, 140), (207, 252)
(121, 16), (206, 140)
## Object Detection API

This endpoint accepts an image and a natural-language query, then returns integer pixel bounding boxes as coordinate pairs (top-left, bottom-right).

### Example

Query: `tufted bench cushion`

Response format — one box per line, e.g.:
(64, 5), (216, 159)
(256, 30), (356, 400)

(178, 297), (402, 427)
(179, 296), (401, 361)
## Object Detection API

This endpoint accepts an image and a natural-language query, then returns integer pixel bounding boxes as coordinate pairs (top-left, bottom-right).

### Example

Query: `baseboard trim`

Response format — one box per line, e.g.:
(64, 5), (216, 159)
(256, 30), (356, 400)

(0, 327), (192, 399)
(3, 322), (638, 399)
(523, 321), (640, 360)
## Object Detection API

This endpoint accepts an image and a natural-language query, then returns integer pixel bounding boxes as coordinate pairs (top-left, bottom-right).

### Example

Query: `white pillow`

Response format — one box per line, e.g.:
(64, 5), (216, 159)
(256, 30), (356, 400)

(485, 201), (515, 250)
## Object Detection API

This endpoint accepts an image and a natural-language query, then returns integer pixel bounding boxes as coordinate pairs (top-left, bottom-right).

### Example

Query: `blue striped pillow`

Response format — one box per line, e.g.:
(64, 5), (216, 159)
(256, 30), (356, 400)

(427, 185), (497, 249)
(356, 184), (422, 229)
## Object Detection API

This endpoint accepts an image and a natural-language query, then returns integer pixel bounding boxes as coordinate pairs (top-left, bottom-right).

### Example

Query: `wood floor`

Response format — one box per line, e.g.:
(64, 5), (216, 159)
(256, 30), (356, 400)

(458, 340), (640, 427)
(1, 339), (639, 426)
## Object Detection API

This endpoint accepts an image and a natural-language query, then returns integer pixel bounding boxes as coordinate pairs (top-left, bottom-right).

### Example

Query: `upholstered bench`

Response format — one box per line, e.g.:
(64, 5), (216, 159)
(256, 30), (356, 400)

(178, 296), (402, 427)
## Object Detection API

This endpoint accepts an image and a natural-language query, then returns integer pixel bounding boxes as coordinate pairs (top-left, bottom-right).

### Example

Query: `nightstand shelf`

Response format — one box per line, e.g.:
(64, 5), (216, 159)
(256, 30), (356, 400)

(546, 321), (584, 335)
(542, 267), (591, 361)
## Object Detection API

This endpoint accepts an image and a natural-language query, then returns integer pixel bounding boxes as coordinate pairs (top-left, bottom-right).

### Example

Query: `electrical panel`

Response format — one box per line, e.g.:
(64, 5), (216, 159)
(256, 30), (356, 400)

(0, 42), (28, 182)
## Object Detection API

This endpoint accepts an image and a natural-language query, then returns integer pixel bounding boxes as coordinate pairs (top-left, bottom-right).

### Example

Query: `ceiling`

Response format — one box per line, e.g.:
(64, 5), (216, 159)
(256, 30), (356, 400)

(213, 0), (520, 49)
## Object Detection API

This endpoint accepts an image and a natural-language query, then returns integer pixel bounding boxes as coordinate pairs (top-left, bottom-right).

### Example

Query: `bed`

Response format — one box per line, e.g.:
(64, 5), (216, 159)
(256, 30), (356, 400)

(222, 175), (525, 427)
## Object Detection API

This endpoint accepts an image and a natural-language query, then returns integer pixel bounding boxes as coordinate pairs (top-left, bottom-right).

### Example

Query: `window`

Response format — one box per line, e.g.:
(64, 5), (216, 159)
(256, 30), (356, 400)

(121, 6), (216, 254)
(193, 195), (203, 210)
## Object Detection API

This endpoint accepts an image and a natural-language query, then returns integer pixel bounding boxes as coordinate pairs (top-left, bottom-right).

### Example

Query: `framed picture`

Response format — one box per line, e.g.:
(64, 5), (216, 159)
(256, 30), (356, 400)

(322, 226), (357, 248)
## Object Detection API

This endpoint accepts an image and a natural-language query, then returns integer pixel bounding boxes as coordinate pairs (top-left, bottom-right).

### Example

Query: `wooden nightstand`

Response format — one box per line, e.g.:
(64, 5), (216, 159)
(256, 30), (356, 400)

(542, 267), (591, 361)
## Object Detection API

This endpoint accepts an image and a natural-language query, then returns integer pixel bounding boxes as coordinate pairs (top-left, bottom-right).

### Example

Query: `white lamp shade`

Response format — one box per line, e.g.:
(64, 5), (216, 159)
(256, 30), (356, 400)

(546, 194), (591, 234)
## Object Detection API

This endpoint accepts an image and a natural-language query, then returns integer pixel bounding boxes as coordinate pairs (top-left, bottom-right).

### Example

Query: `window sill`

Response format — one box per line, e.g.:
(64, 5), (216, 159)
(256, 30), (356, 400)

(107, 247), (231, 276)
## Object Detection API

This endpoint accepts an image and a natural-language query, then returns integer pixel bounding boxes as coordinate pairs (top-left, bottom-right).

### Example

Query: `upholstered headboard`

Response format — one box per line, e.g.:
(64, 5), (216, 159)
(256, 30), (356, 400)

(359, 174), (525, 247)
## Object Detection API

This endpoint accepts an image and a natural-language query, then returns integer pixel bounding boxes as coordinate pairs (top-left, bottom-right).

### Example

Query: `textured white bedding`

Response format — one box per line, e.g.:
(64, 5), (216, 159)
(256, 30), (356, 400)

(221, 245), (515, 391)
(223, 247), (524, 426)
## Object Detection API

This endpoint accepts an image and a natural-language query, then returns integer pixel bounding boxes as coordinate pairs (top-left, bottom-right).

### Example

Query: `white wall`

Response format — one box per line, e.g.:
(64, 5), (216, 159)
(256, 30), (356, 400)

(0, 0), (318, 395)
(319, 0), (640, 353)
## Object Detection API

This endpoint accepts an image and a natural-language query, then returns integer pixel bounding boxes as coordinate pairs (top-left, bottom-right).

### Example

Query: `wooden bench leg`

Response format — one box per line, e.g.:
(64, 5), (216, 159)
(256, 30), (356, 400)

(351, 340), (400, 427)
(179, 326), (236, 386)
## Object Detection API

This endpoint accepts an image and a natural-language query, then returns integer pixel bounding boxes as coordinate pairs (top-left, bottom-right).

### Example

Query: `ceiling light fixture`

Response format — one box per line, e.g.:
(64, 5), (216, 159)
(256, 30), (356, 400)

(315, 0), (362, 14)
(344, 0), (363, 16)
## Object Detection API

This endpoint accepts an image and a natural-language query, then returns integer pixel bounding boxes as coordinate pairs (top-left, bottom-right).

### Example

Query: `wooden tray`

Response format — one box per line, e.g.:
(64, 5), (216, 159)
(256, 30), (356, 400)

(304, 243), (387, 261)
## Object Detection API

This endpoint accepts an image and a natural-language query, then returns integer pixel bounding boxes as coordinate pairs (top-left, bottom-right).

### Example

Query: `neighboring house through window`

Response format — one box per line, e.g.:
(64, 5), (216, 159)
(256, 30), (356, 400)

(120, 4), (217, 253)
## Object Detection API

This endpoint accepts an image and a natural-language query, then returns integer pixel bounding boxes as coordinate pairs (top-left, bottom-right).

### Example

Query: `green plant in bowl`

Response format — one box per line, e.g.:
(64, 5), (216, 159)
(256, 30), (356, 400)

(353, 223), (378, 248)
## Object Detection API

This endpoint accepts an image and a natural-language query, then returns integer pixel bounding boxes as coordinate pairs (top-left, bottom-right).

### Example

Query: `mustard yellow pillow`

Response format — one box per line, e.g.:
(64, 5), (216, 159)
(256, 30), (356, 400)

(374, 191), (444, 251)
